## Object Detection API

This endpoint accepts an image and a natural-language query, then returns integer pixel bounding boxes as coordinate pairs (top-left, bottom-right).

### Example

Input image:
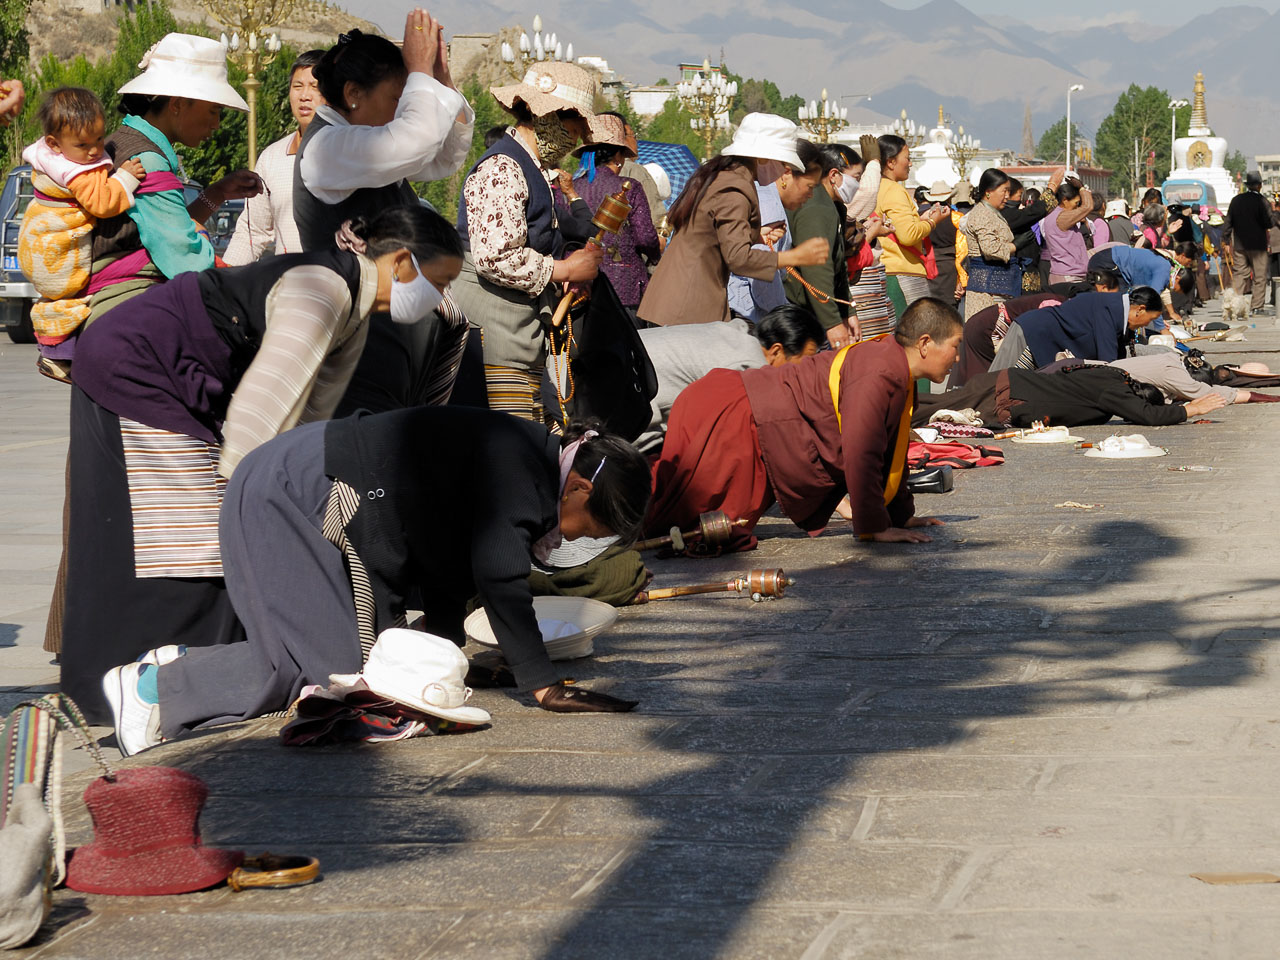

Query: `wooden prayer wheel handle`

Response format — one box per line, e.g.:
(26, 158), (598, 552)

(550, 185), (633, 329)
(635, 568), (795, 603)
(634, 511), (747, 553)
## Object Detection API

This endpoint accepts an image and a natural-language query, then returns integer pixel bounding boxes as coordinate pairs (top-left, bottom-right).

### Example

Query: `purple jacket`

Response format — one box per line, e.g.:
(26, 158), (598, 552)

(576, 166), (661, 306)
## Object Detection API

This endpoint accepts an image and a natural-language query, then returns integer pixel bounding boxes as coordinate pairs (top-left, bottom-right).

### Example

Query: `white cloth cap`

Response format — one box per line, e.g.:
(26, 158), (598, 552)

(118, 34), (249, 112)
(721, 113), (804, 173)
(360, 628), (491, 725)
(1104, 199), (1129, 218)
(643, 162), (672, 201)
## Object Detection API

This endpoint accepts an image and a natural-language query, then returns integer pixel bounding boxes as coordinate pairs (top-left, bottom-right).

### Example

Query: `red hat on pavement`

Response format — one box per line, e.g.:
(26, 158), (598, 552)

(66, 767), (243, 896)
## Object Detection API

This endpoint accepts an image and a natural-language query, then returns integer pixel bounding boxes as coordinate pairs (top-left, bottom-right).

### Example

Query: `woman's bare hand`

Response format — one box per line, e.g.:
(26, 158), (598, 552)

(211, 170), (264, 202)
(0, 80), (24, 126)
(402, 9), (441, 77)
(1185, 393), (1227, 417)
(553, 245), (603, 284)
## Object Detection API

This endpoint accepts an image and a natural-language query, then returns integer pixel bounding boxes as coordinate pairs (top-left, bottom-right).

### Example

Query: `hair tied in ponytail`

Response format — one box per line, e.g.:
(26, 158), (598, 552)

(334, 219), (368, 255)
(338, 32), (353, 44)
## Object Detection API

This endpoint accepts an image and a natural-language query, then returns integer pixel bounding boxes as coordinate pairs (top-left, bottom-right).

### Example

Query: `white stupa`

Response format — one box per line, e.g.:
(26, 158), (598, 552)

(910, 105), (961, 189)
(1167, 72), (1235, 208)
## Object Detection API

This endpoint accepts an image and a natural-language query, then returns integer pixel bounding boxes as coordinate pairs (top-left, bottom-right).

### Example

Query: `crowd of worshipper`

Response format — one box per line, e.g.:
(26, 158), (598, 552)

(11, 10), (1280, 757)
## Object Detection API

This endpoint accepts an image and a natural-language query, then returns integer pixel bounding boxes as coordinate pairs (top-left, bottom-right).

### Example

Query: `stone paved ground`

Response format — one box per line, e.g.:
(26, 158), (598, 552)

(4, 303), (1280, 959)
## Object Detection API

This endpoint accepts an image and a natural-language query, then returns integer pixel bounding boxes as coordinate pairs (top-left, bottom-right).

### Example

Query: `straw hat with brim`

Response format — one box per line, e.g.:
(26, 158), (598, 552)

(66, 767), (244, 896)
(571, 113), (637, 159)
(491, 62), (596, 120)
(951, 182), (974, 205)
(118, 34), (249, 112)
(721, 113), (804, 173)
(643, 162), (672, 201)
(924, 180), (954, 203)
(360, 628), (492, 725)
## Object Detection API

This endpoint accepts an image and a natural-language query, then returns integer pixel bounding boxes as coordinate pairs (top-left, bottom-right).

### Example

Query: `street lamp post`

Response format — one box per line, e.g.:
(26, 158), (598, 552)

(1168, 98), (1188, 174)
(1066, 83), (1083, 171)
(947, 125), (981, 181)
(500, 14), (575, 79)
(890, 109), (925, 148)
(797, 89), (848, 143)
(677, 59), (736, 161)
(206, 0), (294, 170)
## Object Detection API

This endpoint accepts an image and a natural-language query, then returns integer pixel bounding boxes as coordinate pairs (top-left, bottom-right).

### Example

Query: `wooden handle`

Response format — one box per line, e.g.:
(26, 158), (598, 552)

(641, 581), (737, 601)
(550, 290), (575, 329)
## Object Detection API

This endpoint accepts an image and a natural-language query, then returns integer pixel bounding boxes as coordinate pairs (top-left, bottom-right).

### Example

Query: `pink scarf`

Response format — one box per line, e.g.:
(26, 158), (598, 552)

(531, 431), (597, 565)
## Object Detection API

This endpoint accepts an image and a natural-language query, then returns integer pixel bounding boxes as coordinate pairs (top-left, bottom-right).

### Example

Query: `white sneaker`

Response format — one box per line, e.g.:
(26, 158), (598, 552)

(102, 663), (164, 758)
(135, 644), (187, 666)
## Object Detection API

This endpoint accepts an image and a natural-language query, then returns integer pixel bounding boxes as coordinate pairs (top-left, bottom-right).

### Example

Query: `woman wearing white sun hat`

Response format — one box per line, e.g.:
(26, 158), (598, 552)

(87, 33), (263, 320)
(637, 113), (829, 328)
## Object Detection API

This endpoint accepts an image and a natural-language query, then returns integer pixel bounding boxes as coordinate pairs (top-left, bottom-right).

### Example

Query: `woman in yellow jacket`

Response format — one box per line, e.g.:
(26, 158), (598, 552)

(874, 134), (949, 321)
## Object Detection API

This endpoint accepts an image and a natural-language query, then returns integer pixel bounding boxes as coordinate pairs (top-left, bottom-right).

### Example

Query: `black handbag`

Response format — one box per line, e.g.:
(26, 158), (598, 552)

(549, 273), (658, 442)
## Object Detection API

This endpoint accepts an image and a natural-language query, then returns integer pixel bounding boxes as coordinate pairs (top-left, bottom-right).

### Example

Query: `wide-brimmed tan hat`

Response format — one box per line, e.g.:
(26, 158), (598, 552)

(571, 113), (638, 159)
(491, 62), (596, 120)
(924, 180), (954, 202)
(118, 34), (249, 112)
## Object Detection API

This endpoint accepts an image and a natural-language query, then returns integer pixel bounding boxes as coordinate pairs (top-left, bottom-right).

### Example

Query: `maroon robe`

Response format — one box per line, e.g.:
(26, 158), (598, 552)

(741, 336), (916, 536)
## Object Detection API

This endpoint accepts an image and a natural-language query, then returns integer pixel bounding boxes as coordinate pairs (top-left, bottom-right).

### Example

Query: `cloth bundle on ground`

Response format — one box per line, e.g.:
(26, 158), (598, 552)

(906, 440), (1005, 470)
(528, 545), (650, 607)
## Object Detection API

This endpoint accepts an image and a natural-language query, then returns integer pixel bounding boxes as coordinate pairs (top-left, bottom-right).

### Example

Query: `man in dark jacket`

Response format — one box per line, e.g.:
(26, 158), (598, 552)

(1225, 171), (1274, 313)
(786, 143), (857, 346)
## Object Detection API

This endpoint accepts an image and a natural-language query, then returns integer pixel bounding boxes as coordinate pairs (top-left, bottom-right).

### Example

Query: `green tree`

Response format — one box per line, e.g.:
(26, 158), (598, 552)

(413, 75), (505, 222)
(1035, 116), (1084, 164)
(0, 0), (31, 161)
(1224, 149), (1247, 180)
(1095, 84), (1190, 200)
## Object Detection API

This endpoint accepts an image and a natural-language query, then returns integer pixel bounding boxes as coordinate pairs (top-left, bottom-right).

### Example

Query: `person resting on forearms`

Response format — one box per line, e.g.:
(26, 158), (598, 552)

(914, 363), (1226, 431)
(634, 303), (827, 453)
(648, 297), (962, 546)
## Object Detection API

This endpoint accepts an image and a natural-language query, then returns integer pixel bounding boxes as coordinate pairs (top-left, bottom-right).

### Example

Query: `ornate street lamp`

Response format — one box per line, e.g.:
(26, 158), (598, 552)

(500, 14), (575, 80)
(797, 89), (848, 143)
(947, 125), (981, 181)
(206, 0), (293, 169)
(1066, 83), (1083, 171)
(1168, 98), (1188, 172)
(677, 59), (736, 161)
(890, 109), (925, 148)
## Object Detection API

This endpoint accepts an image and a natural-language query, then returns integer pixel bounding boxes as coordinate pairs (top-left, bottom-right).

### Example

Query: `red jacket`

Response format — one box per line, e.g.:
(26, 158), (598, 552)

(740, 336), (915, 535)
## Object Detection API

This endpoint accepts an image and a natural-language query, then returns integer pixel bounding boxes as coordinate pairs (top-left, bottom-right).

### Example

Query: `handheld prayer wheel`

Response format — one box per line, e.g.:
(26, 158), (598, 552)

(551, 183), (633, 329)
(635, 569), (796, 604)
(634, 511), (745, 554)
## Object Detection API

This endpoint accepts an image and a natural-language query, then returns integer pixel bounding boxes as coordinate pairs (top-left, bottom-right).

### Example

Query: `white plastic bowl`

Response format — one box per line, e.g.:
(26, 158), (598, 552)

(464, 596), (619, 661)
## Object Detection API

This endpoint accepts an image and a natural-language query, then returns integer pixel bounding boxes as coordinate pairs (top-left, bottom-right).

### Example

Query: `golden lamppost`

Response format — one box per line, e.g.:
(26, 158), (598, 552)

(500, 13), (575, 80)
(890, 108), (926, 148)
(797, 89), (848, 143)
(947, 124), (981, 181)
(677, 59), (737, 161)
(205, 0), (294, 169)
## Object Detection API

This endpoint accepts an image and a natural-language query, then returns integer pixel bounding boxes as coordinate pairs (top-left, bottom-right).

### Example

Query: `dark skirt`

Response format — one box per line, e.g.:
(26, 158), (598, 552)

(647, 369), (774, 537)
(61, 387), (244, 724)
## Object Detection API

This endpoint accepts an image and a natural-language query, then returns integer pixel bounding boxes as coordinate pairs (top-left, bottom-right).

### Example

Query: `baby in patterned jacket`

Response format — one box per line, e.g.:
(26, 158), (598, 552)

(18, 86), (146, 382)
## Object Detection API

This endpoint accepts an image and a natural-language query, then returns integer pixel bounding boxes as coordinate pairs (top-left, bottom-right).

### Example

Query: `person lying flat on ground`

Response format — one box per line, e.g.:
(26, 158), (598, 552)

(648, 297), (962, 546)
(914, 364), (1226, 430)
(634, 303), (827, 453)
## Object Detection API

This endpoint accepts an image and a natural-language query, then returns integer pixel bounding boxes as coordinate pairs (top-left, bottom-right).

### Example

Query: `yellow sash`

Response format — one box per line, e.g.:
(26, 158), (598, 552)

(828, 337), (913, 506)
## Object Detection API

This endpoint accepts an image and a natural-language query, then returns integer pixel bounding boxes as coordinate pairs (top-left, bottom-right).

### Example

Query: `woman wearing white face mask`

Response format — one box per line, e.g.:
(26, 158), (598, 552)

(59, 205), (463, 723)
(784, 143), (860, 347)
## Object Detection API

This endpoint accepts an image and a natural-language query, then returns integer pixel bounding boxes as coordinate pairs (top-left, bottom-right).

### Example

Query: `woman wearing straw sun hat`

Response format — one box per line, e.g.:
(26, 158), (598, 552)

(451, 61), (606, 424)
(637, 113), (829, 328)
(572, 113), (662, 324)
(86, 34), (263, 320)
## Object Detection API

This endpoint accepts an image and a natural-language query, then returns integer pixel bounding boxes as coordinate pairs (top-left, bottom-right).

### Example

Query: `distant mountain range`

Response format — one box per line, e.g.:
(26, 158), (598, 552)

(366, 0), (1280, 159)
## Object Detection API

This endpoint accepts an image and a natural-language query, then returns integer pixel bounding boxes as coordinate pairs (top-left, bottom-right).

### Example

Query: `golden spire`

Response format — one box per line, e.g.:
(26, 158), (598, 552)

(938, 104), (944, 126)
(1190, 71), (1208, 131)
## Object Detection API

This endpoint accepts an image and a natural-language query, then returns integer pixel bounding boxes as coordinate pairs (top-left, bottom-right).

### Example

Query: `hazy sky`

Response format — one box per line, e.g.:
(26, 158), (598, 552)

(884, 0), (1279, 25)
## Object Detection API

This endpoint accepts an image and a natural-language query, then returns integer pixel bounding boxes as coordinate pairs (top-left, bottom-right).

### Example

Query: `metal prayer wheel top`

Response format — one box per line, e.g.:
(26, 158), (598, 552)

(741, 569), (793, 601)
(591, 183), (632, 236)
(697, 511), (735, 548)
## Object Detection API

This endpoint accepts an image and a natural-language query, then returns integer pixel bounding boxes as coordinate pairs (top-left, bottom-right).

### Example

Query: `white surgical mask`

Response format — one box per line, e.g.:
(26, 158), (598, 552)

(389, 253), (444, 324)
(836, 172), (859, 205)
